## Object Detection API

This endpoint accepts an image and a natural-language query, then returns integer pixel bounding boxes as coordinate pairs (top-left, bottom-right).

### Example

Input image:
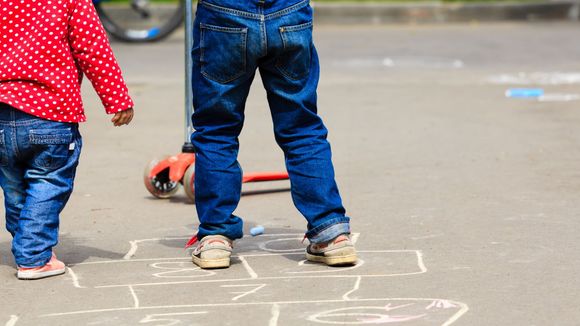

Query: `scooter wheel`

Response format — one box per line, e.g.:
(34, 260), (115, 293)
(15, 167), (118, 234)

(183, 163), (195, 203)
(143, 157), (180, 199)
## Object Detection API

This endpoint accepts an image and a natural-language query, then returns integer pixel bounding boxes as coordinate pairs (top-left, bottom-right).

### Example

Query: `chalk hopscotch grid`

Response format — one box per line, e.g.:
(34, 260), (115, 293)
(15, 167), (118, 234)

(28, 234), (468, 325)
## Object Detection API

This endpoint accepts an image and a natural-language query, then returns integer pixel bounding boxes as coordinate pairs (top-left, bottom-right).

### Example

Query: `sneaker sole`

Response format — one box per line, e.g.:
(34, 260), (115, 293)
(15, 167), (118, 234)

(306, 252), (358, 266)
(192, 255), (230, 269)
(17, 268), (66, 280)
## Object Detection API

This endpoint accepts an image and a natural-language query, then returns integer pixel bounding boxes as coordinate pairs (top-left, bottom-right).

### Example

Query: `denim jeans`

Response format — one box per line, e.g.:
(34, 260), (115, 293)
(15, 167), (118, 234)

(191, 0), (350, 243)
(0, 104), (82, 267)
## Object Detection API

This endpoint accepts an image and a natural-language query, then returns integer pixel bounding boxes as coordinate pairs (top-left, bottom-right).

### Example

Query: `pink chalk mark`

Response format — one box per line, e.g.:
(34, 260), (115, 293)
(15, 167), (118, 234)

(384, 303), (415, 312)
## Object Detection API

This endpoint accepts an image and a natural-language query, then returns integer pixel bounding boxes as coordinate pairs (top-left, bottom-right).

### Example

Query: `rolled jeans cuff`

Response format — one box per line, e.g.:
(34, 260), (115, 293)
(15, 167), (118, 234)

(307, 219), (351, 244)
(17, 251), (52, 268)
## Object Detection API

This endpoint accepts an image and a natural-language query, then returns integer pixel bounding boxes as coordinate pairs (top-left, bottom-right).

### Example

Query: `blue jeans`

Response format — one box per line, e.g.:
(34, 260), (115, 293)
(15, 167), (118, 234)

(0, 104), (82, 267)
(191, 0), (350, 243)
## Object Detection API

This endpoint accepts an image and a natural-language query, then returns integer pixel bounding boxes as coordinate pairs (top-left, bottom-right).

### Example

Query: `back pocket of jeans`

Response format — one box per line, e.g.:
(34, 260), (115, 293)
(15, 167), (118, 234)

(0, 130), (6, 166)
(29, 129), (73, 170)
(276, 21), (313, 80)
(200, 24), (247, 84)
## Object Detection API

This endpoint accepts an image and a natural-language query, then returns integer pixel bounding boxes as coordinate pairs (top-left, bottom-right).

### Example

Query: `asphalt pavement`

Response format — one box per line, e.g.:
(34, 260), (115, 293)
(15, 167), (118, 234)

(1, 22), (580, 325)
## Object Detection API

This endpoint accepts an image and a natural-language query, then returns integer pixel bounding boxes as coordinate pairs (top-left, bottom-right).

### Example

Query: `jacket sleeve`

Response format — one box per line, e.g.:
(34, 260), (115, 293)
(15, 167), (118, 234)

(67, 0), (134, 114)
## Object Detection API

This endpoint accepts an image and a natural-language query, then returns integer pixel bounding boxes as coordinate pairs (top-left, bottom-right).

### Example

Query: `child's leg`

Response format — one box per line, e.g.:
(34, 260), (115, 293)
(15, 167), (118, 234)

(189, 7), (260, 241)
(259, 5), (350, 244)
(0, 168), (26, 237)
(0, 107), (82, 267)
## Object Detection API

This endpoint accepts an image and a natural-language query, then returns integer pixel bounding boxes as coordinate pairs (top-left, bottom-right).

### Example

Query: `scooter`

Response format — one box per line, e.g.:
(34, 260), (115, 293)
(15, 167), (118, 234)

(143, 0), (289, 202)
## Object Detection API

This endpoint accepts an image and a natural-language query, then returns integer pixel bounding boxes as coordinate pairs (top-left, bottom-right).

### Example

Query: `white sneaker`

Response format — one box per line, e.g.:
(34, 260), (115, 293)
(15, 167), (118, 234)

(191, 235), (233, 269)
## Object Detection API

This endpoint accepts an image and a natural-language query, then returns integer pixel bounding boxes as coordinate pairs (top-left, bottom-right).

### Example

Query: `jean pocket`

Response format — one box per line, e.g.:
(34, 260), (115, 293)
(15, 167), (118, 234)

(200, 23), (247, 84)
(29, 128), (73, 170)
(0, 130), (6, 166)
(276, 21), (313, 80)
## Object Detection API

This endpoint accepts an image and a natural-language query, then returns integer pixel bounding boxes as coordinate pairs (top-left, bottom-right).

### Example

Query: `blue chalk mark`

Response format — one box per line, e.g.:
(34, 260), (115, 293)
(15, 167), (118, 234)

(505, 88), (544, 98)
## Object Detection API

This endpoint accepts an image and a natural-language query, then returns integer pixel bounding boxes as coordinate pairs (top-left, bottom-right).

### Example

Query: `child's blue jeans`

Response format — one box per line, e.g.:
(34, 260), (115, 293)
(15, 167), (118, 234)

(191, 0), (350, 243)
(0, 104), (82, 267)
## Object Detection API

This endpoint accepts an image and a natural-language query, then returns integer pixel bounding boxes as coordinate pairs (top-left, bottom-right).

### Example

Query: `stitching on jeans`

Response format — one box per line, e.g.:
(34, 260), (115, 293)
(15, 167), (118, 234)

(275, 22), (313, 81)
(200, 26), (248, 84)
(200, 1), (261, 19)
(281, 21), (313, 32)
(265, 0), (309, 19)
(201, 23), (246, 33)
(201, 0), (309, 21)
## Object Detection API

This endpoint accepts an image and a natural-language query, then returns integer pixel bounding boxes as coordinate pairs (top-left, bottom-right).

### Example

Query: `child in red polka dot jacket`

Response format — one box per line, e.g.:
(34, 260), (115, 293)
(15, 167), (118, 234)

(0, 0), (134, 280)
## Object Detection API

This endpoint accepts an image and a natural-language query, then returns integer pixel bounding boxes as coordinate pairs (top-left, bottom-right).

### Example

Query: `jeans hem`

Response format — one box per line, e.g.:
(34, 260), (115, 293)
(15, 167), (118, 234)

(16, 252), (52, 268)
(306, 218), (350, 244)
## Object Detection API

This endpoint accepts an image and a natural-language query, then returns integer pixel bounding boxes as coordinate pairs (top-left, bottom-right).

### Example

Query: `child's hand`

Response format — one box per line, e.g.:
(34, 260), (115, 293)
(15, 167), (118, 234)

(111, 108), (134, 126)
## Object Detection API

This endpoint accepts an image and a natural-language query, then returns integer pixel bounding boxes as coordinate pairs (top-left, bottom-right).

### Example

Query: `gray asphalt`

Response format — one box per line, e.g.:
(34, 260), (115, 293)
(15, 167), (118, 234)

(2, 22), (580, 325)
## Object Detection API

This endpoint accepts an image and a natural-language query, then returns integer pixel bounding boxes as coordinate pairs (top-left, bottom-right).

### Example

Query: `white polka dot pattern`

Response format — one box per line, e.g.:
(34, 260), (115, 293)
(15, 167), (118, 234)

(0, 0), (134, 122)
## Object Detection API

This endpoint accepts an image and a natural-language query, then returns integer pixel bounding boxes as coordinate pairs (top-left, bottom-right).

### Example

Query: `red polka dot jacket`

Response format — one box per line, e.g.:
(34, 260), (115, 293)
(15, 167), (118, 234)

(0, 0), (134, 122)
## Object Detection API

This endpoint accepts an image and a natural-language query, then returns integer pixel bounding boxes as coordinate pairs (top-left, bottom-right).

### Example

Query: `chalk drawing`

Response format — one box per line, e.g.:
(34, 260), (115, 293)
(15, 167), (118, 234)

(33, 234), (468, 325)
(239, 255), (258, 279)
(42, 298), (468, 325)
(538, 93), (580, 102)
(129, 286), (140, 308)
(122, 233), (361, 260)
(411, 233), (444, 240)
(81, 250), (425, 289)
(5, 315), (18, 326)
(342, 276), (362, 301)
(124, 237), (189, 260)
(66, 267), (85, 288)
(269, 303), (281, 326)
(487, 72), (580, 85)
(426, 300), (458, 310)
(139, 312), (207, 326)
(288, 259), (365, 274)
(258, 237), (304, 253)
(150, 262), (215, 279)
(308, 304), (426, 324)
(307, 299), (470, 325)
(220, 284), (267, 301)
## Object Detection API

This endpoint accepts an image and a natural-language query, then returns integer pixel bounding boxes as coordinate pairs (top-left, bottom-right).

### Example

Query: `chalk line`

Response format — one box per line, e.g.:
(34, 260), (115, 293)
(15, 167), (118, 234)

(66, 267), (85, 289)
(342, 276), (361, 301)
(351, 232), (360, 245)
(5, 315), (18, 326)
(417, 251), (427, 273)
(258, 238), (304, 253)
(124, 240), (139, 260)
(269, 303), (281, 326)
(124, 237), (191, 260)
(221, 284), (267, 301)
(238, 256), (258, 279)
(77, 249), (422, 265)
(140, 311), (208, 324)
(95, 271), (427, 289)
(288, 259), (365, 274)
(123, 233), (360, 259)
(129, 286), (140, 308)
(150, 262), (215, 279)
(411, 233), (444, 240)
(42, 297), (469, 326)
(442, 301), (470, 326)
